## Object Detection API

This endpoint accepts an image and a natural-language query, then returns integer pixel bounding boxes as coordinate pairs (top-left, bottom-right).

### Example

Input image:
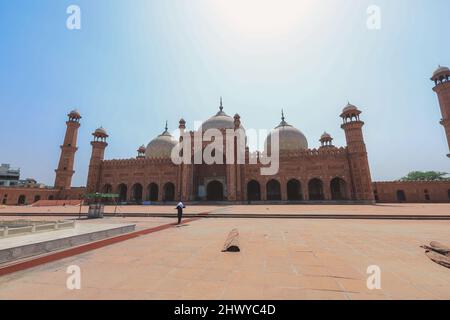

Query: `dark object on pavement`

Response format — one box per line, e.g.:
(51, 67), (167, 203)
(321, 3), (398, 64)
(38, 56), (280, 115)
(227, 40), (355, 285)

(222, 228), (240, 252)
(421, 241), (450, 269)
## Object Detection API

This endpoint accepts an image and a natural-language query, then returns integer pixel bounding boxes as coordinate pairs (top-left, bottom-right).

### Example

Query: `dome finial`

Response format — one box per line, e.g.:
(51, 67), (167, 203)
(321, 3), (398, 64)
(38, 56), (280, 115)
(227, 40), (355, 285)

(165, 120), (168, 131)
(219, 96), (223, 112)
(276, 109), (290, 128)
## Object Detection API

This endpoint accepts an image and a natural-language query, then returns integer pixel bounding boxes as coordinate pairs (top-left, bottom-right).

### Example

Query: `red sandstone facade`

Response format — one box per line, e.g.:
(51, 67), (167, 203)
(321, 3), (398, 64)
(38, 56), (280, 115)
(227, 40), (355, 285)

(1, 66), (449, 206)
(86, 103), (375, 204)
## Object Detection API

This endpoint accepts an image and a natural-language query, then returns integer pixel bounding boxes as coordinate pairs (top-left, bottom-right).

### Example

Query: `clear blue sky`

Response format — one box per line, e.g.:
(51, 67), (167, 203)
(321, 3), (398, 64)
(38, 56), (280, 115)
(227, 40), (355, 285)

(0, 0), (449, 187)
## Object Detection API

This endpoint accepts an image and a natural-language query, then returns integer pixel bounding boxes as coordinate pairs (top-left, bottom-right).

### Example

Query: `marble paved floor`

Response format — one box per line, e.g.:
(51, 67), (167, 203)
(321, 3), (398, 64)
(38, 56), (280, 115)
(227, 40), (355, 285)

(0, 216), (449, 300)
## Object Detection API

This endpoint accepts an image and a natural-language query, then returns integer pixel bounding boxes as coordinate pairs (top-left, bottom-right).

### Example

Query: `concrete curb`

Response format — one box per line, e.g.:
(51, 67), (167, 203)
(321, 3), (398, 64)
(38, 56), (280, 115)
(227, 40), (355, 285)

(0, 224), (136, 265)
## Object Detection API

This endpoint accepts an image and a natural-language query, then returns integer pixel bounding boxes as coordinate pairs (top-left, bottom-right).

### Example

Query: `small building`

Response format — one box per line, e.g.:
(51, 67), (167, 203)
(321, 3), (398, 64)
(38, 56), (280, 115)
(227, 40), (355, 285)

(0, 164), (20, 187)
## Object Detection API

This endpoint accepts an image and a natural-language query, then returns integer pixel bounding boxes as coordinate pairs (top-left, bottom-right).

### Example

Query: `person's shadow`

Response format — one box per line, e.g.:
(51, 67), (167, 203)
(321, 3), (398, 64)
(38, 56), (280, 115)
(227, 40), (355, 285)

(175, 224), (189, 228)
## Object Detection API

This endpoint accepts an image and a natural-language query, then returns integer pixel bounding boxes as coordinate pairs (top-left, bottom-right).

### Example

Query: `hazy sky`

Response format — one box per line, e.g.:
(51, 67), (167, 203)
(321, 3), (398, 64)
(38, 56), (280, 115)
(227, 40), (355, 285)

(1, 0), (449, 187)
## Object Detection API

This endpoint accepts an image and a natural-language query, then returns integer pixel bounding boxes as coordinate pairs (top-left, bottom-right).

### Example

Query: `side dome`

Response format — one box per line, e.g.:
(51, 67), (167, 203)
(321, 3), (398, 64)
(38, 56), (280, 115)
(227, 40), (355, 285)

(200, 98), (244, 131)
(265, 111), (308, 153)
(145, 123), (177, 159)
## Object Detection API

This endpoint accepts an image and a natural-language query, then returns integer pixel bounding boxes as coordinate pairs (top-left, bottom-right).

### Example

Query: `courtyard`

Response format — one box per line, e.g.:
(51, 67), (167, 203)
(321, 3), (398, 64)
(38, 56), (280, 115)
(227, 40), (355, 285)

(0, 204), (449, 300)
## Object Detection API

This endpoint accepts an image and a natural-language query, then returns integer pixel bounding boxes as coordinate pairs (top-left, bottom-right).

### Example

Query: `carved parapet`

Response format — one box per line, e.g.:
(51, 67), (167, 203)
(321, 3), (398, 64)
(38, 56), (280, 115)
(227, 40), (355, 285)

(247, 147), (348, 164)
(102, 156), (176, 168)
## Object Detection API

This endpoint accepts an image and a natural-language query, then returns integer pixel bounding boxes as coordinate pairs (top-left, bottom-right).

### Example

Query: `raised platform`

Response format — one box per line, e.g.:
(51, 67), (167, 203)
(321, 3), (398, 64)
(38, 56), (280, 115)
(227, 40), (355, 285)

(0, 220), (75, 238)
(0, 222), (135, 264)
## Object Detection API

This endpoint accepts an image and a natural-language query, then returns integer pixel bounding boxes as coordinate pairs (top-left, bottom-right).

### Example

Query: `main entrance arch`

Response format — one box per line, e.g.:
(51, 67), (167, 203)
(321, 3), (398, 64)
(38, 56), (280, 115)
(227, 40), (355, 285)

(207, 180), (224, 201)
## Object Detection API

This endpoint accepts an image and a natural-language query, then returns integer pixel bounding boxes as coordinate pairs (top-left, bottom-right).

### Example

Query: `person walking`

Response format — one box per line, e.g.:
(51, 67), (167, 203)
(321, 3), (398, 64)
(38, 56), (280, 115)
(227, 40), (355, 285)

(176, 201), (186, 225)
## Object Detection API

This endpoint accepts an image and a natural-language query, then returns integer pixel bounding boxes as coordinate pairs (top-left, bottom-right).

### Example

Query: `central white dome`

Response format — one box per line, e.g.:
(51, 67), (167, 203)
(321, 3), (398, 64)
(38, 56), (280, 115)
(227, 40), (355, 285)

(202, 111), (235, 130)
(200, 99), (244, 131)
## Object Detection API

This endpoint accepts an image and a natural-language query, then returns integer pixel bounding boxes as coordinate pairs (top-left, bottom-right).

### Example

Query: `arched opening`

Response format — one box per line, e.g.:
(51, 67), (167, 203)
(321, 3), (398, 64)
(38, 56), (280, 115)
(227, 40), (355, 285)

(117, 184), (128, 202)
(132, 183), (143, 203)
(48, 195), (54, 200)
(18, 195), (26, 205)
(163, 182), (175, 202)
(266, 179), (281, 201)
(207, 180), (224, 201)
(287, 179), (302, 201)
(424, 189), (431, 201)
(103, 184), (113, 194)
(33, 195), (41, 203)
(330, 178), (348, 200)
(448, 189), (450, 201)
(396, 190), (406, 203)
(374, 190), (379, 202)
(148, 183), (159, 201)
(308, 178), (324, 201)
(247, 180), (261, 201)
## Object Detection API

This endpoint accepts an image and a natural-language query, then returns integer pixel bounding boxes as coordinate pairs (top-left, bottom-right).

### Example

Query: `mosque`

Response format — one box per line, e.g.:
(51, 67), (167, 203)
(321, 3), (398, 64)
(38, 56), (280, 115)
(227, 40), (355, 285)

(85, 100), (373, 203)
(1, 66), (450, 205)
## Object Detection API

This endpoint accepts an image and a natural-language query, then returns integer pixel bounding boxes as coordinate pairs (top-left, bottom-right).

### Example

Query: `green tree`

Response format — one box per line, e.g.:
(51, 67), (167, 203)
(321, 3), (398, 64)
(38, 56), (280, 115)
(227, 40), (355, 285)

(400, 171), (449, 181)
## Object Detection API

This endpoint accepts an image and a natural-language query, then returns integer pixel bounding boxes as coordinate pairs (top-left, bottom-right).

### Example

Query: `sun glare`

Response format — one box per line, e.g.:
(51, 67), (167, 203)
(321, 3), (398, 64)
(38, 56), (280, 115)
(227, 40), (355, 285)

(210, 0), (313, 36)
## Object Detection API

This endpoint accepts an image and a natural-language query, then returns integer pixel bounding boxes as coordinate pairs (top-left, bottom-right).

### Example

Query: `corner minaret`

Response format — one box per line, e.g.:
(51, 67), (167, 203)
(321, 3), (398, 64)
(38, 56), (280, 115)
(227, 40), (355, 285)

(431, 65), (450, 157)
(86, 127), (108, 193)
(54, 110), (81, 189)
(340, 103), (374, 202)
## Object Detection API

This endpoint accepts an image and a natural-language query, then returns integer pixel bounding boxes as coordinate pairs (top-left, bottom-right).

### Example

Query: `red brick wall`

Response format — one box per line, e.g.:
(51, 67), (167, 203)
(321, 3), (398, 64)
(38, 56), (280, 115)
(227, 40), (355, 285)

(98, 158), (179, 202)
(373, 181), (450, 203)
(0, 186), (86, 206)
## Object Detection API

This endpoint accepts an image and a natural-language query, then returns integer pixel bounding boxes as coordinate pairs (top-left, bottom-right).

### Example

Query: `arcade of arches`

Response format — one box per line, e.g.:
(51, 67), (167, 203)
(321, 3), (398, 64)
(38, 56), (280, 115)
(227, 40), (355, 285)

(245, 177), (349, 202)
(106, 177), (349, 203)
(113, 182), (176, 203)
